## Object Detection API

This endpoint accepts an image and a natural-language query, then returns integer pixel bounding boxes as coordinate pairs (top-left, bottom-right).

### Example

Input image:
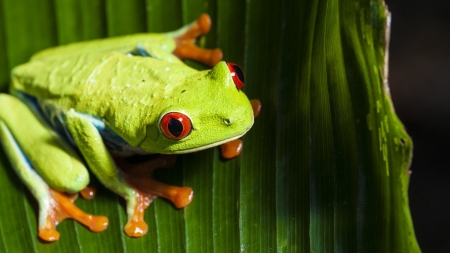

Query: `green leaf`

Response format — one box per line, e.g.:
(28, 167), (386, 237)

(0, 0), (421, 252)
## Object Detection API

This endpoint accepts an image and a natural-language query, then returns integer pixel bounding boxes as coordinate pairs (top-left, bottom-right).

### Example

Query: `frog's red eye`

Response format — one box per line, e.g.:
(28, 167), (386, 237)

(227, 62), (245, 90)
(160, 112), (192, 140)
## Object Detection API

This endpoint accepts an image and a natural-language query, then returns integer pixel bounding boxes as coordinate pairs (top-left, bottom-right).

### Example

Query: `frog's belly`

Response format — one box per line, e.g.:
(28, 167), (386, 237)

(16, 92), (150, 157)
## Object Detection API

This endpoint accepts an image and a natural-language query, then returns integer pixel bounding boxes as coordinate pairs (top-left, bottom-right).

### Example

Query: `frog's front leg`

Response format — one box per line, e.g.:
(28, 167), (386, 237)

(0, 94), (108, 241)
(65, 110), (157, 237)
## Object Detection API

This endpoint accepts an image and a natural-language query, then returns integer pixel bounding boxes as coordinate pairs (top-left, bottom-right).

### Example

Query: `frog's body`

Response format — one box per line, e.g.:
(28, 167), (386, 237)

(0, 14), (254, 241)
(12, 50), (251, 154)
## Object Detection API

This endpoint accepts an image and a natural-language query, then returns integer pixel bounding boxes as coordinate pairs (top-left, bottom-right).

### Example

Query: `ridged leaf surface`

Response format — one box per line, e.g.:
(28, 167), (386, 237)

(0, 0), (420, 252)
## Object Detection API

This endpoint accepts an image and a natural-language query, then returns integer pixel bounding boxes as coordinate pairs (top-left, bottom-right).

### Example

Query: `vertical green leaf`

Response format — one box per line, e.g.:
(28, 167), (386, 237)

(239, 1), (282, 251)
(106, 0), (146, 36)
(0, 0), (421, 252)
(1, 0), (57, 68)
(0, 1), (9, 91)
(53, 0), (107, 44)
(146, 0), (182, 32)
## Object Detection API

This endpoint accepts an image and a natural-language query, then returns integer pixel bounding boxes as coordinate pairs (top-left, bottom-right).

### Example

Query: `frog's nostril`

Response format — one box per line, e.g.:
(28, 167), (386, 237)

(223, 119), (231, 126)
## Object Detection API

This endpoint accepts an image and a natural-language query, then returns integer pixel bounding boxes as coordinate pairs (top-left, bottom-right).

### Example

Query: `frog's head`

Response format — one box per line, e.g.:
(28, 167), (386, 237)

(140, 61), (254, 154)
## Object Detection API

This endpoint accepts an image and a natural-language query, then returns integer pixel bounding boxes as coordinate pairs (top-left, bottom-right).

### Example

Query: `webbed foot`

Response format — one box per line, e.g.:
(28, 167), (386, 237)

(39, 188), (108, 242)
(123, 190), (153, 237)
(117, 155), (193, 209)
(113, 155), (193, 237)
(173, 13), (223, 67)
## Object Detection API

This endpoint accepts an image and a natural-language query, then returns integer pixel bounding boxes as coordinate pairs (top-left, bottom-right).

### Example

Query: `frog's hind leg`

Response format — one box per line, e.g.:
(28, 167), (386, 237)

(166, 13), (223, 67)
(0, 94), (108, 241)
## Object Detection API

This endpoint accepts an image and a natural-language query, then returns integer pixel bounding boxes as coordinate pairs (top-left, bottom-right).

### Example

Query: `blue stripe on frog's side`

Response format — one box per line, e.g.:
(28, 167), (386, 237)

(15, 92), (146, 156)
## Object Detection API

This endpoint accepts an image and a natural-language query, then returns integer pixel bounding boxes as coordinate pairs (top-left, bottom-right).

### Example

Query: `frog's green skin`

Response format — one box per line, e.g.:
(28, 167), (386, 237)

(13, 48), (252, 153)
(0, 22), (253, 238)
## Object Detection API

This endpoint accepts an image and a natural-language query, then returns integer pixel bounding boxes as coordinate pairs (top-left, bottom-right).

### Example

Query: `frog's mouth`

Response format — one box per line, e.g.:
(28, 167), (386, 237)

(167, 128), (250, 154)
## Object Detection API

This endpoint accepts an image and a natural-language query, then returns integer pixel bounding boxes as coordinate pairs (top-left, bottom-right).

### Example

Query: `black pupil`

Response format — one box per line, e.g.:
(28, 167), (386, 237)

(168, 118), (183, 137)
(233, 65), (245, 83)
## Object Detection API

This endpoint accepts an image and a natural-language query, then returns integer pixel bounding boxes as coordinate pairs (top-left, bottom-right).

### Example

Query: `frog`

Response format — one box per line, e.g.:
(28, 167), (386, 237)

(0, 14), (260, 242)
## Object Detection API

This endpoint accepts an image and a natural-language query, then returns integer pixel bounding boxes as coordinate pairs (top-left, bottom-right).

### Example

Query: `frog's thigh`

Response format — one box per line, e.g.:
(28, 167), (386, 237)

(0, 94), (89, 193)
(0, 118), (53, 231)
(137, 38), (182, 63)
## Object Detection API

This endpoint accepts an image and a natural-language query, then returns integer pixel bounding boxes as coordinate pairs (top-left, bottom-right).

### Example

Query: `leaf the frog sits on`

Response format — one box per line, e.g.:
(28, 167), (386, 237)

(0, 14), (260, 241)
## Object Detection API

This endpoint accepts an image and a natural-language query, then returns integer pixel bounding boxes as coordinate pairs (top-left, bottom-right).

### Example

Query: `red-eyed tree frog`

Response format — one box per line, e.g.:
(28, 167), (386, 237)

(0, 14), (260, 241)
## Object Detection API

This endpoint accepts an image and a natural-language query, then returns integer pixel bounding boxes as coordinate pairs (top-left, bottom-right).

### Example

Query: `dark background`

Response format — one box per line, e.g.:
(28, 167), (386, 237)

(387, 0), (450, 252)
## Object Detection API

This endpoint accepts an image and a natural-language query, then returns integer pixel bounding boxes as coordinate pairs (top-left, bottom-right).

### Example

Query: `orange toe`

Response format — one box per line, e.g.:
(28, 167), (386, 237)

(172, 187), (194, 208)
(39, 228), (60, 242)
(221, 139), (243, 159)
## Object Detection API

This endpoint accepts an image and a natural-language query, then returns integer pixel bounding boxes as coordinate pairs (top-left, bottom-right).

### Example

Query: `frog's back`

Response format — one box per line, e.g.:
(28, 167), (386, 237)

(11, 52), (196, 103)
(12, 52), (118, 100)
(11, 51), (197, 115)
(31, 34), (174, 61)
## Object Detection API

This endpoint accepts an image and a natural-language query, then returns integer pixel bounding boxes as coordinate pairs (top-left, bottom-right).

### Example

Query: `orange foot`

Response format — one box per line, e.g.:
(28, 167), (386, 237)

(124, 190), (153, 237)
(112, 155), (192, 237)
(220, 99), (262, 159)
(115, 155), (193, 208)
(173, 13), (223, 67)
(39, 189), (108, 242)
